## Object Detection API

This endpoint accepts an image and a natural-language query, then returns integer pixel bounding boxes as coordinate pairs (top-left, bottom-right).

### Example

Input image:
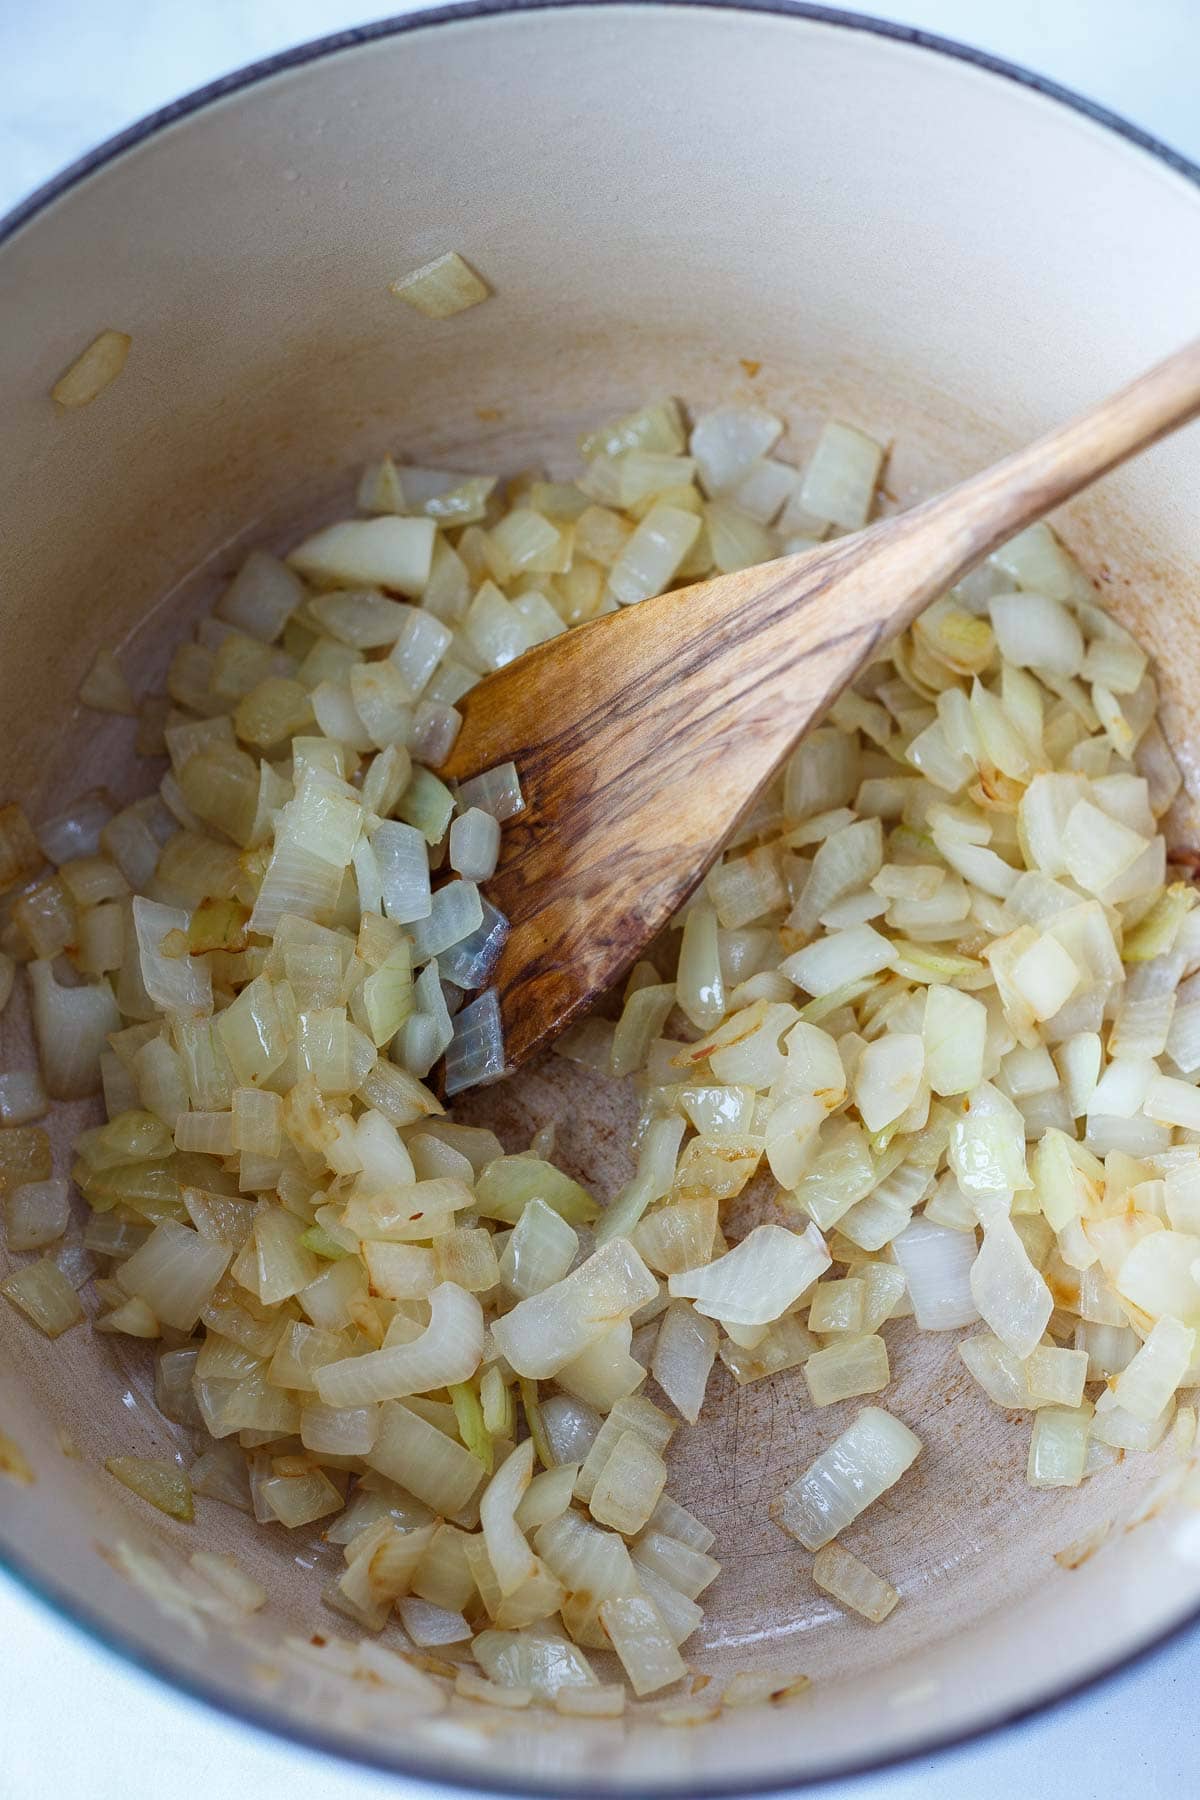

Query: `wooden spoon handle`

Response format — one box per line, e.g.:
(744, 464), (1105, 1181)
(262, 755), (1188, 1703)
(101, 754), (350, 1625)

(850, 333), (1200, 636)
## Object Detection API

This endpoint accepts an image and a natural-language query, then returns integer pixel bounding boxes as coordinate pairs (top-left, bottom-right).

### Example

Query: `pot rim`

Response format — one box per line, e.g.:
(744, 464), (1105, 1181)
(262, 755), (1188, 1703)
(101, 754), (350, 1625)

(2, 4), (1199, 1792)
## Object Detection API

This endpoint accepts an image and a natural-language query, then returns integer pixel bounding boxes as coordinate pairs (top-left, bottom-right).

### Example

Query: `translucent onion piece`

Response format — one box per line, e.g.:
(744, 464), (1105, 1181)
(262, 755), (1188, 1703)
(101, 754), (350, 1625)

(288, 517), (436, 597)
(444, 990), (507, 1096)
(690, 406), (783, 496)
(318, 1282), (484, 1405)
(514, 1463), (579, 1534)
(575, 1396), (676, 1508)
(608, 504), (700, 606)
(540, 1394), (602, 1468)
(811, 1541), (899, 1622)
(4, 1178), (71, 1251)
(37, 789), (114, 865)
(449, 807), (501, 880)
(372, 820), (432, 924)
(451, 765), (526, 830)
(437, 900), (509, 990)
(409, 880), (483, 962)
(668, 1223), (829, 1328)
(1108, 1316), (1195, 1421)
(774, 1407), (921, 1550)
(473, 1627), (598, 1697)
(493, 1239), (656, 1378)
(0, 1070), (49, 1128)
(990, 592), (1083, 678)
(368, 1400), (486, 1514)
(803, 1335), (890, 1407)
(1, 1257), (85, 1336)
(390, 251), (491, 319)
(922, 986), (987, 1097)
(398, 1596), (472, 1647)
(28, 960), (121, 1099)
(651, 1300), (718, 1424)
(891, 1216), (979, 1330)
(599, 1594), (686, 1696)
(480, 1439), (540, 1595)
(589, 1430), (667, 1536)
(117, 1221), (233, 1330)
(499, 1198), (578, 1299)
(106, 1456), (193, 1520)
(799, 421), (883, 530)
(51, 329), (131, 407)
(782, 925), (895, 997)
(968, 1213), (1053, 1358)
(217, 550), (305, 642)
(1027, 1404), (1092, 1488)
(1114, 1230), (1200, 1322)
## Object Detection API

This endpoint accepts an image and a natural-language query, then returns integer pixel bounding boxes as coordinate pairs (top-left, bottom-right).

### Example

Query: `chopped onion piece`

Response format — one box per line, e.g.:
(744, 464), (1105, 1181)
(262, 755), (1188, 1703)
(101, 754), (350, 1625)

(288, 518), (436, 598)
(853, 1033), (924, 1133)
(891, 1216), (979, 1330)
(449, 807), (501, 880)
(690, 406), (783, 496)
(0, 1070), (49, 1128)
(651, 1300), (718, 1424)
(1, 1257), (84, 1336)
(969, 1214), (1052, 1358)
(668, 1223), (829, 1328)
(782, 925), (895, 997)
(803, 1335), (890, 1407)
(118, 1221), (232, 1330)
(106, 1456), (193, 1521)
(493, 1239), (656, 1378)
(799, 421), (883, 530)
(368, 1401), (486, 1514)
(444, 990), (507, 1096)
(811, 1541), (898, 1622)
(1027, 1404), (1092, 1488)
(318, 1283), (484, 1404)
(390, 251), (490, 318)
(599, 1594), (686, 1696)
(79, 648), (136, 716)
(373, 820), (432, 924)
(774, 1406), (921, 1550)
(608, 504), (700, 606)
(4, 1178), (70, 1251)
(1107, 1316), (1194, 1421)
(51, 329), (131, 407)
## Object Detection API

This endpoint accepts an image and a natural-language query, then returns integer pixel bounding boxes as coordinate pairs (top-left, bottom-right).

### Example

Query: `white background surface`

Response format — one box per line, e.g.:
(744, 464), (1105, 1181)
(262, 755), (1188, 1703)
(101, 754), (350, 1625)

(2, 3), (1199, 1797)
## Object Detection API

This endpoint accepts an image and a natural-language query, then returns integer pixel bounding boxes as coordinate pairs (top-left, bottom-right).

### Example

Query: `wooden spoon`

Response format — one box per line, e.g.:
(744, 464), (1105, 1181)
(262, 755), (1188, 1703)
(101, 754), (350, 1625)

(440, 338), (1200, 1070)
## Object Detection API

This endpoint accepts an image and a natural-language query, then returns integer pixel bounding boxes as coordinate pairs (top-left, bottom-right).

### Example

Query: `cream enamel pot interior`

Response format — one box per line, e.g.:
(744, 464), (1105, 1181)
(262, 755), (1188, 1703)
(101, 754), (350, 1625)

(3, 4), (1200, 1791)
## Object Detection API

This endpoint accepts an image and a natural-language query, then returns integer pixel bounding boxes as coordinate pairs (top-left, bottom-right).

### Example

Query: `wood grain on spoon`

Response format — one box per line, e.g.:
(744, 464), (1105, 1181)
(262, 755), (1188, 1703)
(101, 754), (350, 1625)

(440, 337), (1200, 1071)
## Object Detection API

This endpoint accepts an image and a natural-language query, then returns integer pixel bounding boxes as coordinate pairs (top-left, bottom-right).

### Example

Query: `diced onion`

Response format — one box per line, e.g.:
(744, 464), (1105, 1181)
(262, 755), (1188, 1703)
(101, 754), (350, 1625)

(4, 1178), (70, 1251)
(668, 1223), (829, 1328)
(803, 1335), (890, 1407)
(390, 251), (491, 319)
(891, 1216), (979, 1330)
(21, 393), (1194, 1702)
(51, 329), (131, 407)
(650, 1301), (718, 1424)
(774, 1407), (921, 1550)
(318, 1283), (484, 1404)
(28, 960), (121, 1099)
(811, 1541), (898, 1623)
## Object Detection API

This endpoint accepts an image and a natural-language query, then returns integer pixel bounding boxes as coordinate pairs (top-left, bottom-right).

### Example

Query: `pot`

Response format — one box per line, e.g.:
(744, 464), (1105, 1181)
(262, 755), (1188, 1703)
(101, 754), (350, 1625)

(2, 4), (1200, 1790)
